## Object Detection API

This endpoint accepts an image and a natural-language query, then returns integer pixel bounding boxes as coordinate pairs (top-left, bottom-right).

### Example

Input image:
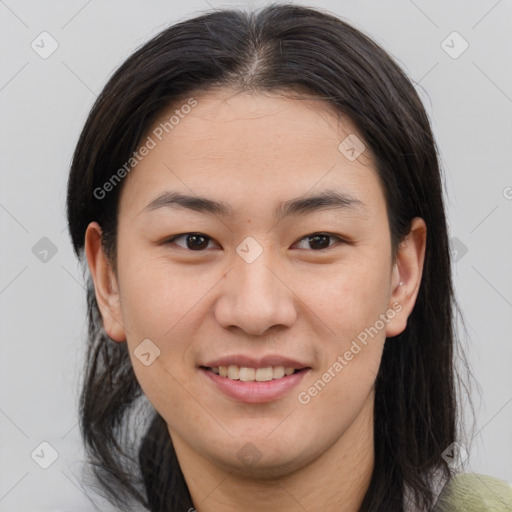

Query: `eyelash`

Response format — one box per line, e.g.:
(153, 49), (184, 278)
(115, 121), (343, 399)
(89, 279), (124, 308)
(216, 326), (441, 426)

(164, 232), (347, 252)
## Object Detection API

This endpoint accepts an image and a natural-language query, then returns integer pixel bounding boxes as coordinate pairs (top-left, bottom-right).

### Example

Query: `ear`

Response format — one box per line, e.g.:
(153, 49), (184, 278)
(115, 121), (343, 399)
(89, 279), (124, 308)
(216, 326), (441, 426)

(385, 217), (427, 338)
(84, 221), (126, 342)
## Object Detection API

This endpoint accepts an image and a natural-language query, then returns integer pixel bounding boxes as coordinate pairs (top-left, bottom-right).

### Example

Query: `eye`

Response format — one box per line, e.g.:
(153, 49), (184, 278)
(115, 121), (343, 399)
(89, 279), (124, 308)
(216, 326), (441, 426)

(293, 233), (345, 251)
(165, 232), (217, 251)
(164, 232), (346, 252)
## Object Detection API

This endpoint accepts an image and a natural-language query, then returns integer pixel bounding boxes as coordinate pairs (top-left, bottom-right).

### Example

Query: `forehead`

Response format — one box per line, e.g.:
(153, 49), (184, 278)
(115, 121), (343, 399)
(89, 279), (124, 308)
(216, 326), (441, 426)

(118, 88), (385, 219)
(148, 88), (362, 158)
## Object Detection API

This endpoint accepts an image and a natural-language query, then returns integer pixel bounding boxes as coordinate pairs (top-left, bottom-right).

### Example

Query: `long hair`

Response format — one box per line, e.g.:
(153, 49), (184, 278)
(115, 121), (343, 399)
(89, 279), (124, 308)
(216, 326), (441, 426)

(66, 4), (474, 510)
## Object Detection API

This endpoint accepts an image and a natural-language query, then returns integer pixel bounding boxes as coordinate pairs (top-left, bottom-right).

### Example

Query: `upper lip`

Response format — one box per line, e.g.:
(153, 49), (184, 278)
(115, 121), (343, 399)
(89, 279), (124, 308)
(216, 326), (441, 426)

(201, 355), (310, 369)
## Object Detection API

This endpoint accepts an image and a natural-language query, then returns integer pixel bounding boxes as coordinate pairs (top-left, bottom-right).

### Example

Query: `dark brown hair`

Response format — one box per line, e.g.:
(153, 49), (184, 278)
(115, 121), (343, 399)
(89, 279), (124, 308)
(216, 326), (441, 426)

(66, 4), (474, 511)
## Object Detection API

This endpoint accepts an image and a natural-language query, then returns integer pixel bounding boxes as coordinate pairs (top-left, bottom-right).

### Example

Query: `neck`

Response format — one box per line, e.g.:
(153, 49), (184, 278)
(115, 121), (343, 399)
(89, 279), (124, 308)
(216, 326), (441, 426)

(172, 393), (375, 512)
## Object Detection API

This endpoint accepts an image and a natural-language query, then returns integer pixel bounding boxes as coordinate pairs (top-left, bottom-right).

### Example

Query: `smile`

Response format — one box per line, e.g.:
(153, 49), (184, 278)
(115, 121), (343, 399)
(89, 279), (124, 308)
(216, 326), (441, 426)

(200, 365), (310, 403)
(208, 365), (299, 381)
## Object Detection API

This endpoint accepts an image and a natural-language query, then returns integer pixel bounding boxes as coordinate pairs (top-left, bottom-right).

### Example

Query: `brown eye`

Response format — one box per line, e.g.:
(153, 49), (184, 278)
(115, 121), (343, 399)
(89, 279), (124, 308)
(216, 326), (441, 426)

(167, 233), (214, 250)
(294, 233), (343, 250)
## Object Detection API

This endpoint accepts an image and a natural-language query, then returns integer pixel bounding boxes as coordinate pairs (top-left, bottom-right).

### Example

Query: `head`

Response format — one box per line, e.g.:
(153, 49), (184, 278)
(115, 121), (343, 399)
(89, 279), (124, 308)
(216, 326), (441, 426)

(67, 4), (464, 511)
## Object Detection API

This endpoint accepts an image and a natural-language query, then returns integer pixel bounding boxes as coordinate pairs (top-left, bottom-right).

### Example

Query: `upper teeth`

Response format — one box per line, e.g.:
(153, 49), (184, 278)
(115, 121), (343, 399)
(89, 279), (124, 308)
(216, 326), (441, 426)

(210, 365), (296, 381)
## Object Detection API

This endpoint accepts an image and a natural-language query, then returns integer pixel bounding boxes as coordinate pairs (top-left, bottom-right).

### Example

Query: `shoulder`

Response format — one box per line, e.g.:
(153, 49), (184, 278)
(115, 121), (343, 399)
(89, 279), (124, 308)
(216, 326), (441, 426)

(433, 472), (512, 511)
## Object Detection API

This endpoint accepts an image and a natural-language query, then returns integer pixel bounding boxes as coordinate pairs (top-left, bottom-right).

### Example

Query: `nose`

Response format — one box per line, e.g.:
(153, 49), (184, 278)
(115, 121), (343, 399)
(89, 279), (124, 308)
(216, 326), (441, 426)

(213, 244), (297, 336)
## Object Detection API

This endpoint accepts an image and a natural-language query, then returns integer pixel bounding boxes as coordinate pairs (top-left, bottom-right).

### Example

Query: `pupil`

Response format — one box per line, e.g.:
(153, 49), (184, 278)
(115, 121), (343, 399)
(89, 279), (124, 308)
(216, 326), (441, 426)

(183, 234), (330, 250)
(309, 235), (329, 250)
(187, 234), (208, 250)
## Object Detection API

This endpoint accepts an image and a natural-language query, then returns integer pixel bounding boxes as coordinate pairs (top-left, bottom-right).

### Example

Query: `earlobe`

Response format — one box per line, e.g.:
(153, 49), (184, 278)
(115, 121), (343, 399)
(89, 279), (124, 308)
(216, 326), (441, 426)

(84, 222), (127, 342)
(385, 217), (427, 338)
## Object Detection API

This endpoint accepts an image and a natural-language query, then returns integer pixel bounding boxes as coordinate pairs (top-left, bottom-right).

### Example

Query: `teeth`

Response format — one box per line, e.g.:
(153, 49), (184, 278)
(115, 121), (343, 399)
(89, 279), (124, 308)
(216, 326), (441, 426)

(255, 367), (273, 381)
(227, 365), (239, 380)
(273, 366), (285, 379)
(212, 365), (299, 381)
(239, 367), (255, 381)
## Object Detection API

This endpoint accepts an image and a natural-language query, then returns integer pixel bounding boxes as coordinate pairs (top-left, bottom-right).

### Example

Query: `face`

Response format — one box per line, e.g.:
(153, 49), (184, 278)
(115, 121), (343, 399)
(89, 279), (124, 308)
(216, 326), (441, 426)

(86, 87), (425, 480)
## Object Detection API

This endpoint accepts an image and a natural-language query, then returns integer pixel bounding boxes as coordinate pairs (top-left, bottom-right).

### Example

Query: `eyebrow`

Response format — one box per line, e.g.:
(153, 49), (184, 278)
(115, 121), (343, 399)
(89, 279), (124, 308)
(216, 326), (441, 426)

(142, 189), (367, 220)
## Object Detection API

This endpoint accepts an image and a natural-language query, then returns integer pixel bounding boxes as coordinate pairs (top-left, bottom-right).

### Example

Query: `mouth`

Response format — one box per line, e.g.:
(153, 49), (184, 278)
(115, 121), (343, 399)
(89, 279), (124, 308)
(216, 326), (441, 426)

(199, 360), (311, 403)
(201, 365), (305, 382)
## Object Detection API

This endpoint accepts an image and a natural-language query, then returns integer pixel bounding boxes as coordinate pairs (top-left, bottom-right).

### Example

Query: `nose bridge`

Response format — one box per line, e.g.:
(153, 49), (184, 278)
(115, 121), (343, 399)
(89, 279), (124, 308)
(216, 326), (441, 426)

(237, 253), (280, 301)
(215, 237), (296, 335)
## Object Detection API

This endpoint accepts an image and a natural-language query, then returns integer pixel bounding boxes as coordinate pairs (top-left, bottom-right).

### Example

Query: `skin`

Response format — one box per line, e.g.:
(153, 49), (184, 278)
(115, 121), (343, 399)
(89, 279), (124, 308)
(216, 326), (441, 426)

(85, 87), (426, 512)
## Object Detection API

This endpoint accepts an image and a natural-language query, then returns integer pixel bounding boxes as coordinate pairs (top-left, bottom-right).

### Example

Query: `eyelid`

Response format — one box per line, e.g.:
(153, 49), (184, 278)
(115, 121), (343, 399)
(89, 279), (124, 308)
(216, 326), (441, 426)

(164, 232), (219, 250)
(164, 232), (347, 251)
(292, 233), (346, 250)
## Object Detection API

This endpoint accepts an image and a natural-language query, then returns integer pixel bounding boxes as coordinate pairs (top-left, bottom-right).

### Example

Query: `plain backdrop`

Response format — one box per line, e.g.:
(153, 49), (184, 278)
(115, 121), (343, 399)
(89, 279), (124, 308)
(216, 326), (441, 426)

(1, 0), (511, 510)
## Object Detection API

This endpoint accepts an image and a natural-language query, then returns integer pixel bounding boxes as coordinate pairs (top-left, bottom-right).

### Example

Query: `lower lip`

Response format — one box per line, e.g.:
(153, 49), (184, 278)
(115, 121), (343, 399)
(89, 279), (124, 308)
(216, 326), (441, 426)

(200, 368), (310, 403)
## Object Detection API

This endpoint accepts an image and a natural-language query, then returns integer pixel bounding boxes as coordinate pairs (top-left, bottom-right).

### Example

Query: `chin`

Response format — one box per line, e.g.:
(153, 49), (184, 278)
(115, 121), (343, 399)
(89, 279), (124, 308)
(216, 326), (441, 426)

(219, 451), (309, 481)
(202, 434), (317, 480)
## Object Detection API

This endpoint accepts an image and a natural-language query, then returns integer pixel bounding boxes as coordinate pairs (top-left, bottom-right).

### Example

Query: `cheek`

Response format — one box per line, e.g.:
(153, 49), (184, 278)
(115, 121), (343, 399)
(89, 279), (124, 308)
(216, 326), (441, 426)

(119, 261), (205, 425)
(295, 248), (390, 401)
(296, 276), (387, 427)
(117, 247), (207, 338)
(114, 250), (200, 399)
(298, 255), (391, 342)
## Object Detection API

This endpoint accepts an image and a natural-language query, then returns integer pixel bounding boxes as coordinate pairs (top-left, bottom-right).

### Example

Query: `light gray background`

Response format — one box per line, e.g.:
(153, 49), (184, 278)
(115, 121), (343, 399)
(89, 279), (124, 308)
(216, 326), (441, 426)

(1, 0), (511, 510)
